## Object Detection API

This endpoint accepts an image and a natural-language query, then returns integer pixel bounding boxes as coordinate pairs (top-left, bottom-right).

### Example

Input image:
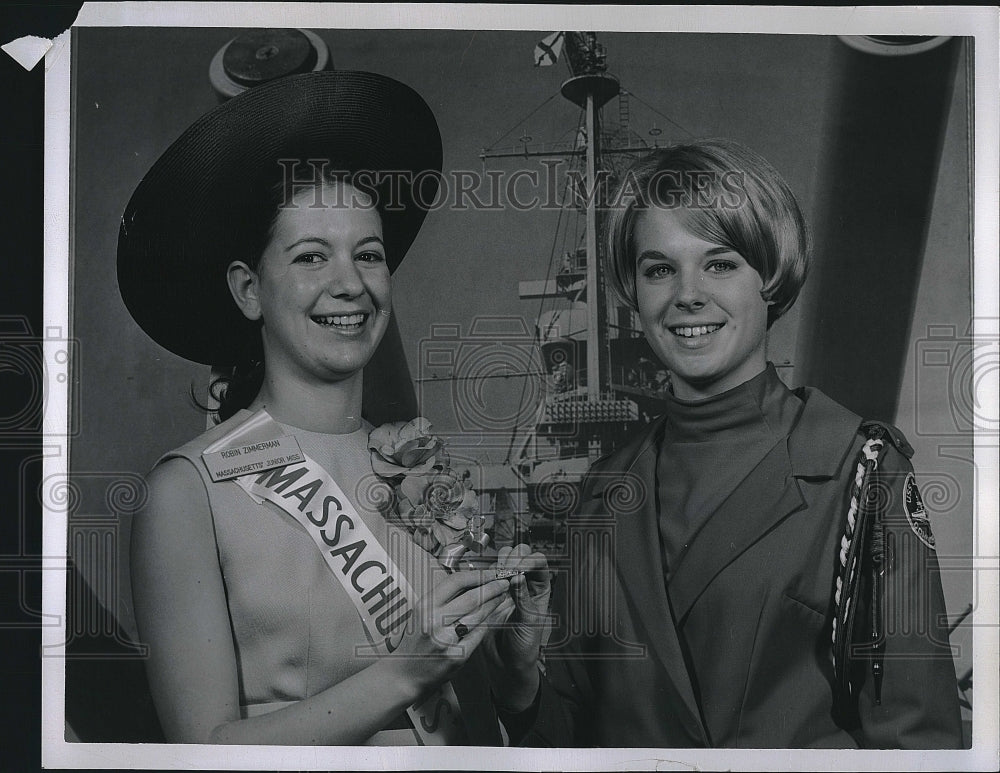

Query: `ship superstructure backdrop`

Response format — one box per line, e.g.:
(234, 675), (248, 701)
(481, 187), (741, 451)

(61, 25), (978, 745)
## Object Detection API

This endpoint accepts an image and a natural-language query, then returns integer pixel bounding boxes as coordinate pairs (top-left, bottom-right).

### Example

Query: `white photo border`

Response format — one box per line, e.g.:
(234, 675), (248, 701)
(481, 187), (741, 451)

(41, 3), (999, 770)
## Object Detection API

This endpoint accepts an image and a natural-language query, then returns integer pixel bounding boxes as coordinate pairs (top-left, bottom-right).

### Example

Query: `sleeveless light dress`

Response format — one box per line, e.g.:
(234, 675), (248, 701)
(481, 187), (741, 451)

(162, 410), (456, 745)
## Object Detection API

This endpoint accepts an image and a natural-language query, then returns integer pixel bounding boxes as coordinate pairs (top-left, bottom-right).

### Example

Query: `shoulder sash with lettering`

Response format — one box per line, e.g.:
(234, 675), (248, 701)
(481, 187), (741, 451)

(202, 409), (466, 745)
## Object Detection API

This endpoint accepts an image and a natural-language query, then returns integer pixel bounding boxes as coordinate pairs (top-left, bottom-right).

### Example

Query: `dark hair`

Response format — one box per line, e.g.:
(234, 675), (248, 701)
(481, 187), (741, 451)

(207, 342), (265, 423)
(209, 165), (384, 421)
(605, 139), (809, 328)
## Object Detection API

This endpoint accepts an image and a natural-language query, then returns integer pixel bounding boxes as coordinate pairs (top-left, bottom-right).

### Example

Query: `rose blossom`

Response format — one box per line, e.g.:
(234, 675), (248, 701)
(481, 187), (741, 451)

(368, 417), (447, 478)
(369, 418), (493, 562)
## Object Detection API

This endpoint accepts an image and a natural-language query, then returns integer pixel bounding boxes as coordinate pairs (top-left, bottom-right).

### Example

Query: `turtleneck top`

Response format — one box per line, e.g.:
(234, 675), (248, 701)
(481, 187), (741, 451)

(656, 363), (804, 584)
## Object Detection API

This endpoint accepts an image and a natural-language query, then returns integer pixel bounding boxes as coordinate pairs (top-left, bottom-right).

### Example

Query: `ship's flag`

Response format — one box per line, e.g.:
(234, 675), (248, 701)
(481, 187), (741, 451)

(534, 31), (564, 66)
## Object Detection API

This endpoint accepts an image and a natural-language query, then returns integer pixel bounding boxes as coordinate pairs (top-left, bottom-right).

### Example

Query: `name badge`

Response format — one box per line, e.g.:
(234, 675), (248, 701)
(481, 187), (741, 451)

(202, 434), (304, 482)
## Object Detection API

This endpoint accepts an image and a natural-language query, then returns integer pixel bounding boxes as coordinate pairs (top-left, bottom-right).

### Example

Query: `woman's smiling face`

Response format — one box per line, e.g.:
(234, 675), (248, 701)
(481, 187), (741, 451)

(248, 182), (391, 385)
(633, 205), (769, 400)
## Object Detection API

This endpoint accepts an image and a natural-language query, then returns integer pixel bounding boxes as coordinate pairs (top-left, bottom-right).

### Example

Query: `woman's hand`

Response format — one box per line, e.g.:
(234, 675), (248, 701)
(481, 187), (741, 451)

(386, 569), (515, 696)
(482, 544), (552, 712)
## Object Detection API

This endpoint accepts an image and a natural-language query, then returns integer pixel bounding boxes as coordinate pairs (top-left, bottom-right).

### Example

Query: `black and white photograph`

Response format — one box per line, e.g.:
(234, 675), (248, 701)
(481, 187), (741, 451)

(23, 3), (998, 770)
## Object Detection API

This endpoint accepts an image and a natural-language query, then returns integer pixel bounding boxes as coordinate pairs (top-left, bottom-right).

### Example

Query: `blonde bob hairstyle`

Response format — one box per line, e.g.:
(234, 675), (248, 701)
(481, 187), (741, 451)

(604, 139), (809, 328)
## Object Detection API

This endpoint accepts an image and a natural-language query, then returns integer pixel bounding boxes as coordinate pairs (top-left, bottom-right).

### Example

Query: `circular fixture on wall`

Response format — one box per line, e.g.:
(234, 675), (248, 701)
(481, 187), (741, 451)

(838, 35), (953, 57)
(209, 28), (331, 100)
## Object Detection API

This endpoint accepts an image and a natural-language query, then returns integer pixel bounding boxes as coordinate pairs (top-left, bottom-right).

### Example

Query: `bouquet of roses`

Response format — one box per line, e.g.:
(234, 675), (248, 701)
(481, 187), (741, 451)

(368, 417), (495, 571)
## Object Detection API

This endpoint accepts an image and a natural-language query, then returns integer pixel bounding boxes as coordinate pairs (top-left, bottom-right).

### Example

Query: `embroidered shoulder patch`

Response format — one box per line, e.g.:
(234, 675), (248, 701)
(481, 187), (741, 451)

(903, 472), (935, 550)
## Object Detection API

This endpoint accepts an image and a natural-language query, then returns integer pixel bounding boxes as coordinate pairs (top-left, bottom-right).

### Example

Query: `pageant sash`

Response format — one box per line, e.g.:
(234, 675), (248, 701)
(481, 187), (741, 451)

(202, 409), (467, 745)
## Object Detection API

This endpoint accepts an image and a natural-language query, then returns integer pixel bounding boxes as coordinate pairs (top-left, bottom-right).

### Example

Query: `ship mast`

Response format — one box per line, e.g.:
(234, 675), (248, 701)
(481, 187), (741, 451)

(481, 32), (651, 465)
(559, 33), (620, 400)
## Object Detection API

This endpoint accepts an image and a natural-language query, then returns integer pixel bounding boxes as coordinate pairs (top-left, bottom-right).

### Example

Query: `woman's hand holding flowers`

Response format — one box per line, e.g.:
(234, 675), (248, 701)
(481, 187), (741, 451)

(482, 543), (552, 713)
(386, 569), (515, 695)
(370, 418), (553, 713)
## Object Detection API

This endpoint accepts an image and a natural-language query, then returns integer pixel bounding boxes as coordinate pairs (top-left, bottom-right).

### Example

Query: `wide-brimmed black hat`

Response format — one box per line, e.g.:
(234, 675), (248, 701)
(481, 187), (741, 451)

(117, 70), (442, 366)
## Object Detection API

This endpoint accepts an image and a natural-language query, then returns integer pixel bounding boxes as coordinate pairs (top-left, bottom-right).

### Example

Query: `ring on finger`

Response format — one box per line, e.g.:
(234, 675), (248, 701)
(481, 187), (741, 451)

(454, 621), (470, 640)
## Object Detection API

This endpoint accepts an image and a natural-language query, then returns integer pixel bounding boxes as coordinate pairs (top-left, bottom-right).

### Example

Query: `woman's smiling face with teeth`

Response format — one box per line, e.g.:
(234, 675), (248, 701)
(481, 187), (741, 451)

(633, 205), (769, 400)
(249, 182), (390, 385)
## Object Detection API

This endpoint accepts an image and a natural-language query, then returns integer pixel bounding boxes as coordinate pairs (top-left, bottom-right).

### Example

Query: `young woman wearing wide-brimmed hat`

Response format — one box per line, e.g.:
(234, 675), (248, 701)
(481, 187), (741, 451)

(120, 71), (549, 746)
